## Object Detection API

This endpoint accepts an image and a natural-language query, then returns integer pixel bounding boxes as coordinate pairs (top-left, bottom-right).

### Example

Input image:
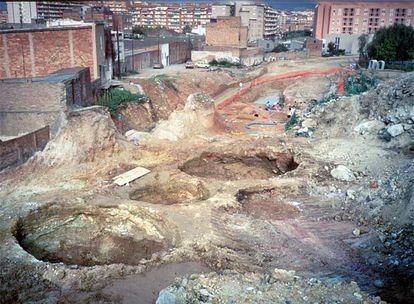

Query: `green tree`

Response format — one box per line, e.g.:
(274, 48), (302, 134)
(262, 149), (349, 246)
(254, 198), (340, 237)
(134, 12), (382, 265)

(367, 24), (414, 62)
(182, 24), (192, 34)
(273, 44), (288, 53)
(327, 42), (336, 54)
(132, 26), (149, 36)
(358, 34), (369, 58)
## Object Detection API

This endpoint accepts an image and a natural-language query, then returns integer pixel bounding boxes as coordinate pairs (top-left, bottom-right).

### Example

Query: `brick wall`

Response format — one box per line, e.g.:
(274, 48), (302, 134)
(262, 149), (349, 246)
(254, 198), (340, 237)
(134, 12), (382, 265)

(206, 17), (248, 47)
(305, 38), (323, 57)
(0, 26), (98, 79)
(0, 126), (49, 171)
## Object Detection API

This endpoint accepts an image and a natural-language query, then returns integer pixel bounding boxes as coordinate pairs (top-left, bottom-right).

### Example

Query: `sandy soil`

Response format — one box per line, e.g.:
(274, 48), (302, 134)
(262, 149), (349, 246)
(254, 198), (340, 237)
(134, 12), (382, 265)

(0, 57), (412, 304)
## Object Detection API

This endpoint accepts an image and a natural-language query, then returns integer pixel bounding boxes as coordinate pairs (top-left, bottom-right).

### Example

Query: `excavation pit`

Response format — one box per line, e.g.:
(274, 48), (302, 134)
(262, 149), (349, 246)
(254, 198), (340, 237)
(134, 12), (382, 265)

(179, 151), (298, 180)
(13, 204), (179, 266)
(129, 173), (210, 205)
(237, 188), (300, 220)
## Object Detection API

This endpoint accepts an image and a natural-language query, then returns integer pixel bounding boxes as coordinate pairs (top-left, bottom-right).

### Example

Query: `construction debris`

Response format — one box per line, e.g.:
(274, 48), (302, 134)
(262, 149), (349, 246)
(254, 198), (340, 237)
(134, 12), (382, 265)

(113, 166), (151, 186)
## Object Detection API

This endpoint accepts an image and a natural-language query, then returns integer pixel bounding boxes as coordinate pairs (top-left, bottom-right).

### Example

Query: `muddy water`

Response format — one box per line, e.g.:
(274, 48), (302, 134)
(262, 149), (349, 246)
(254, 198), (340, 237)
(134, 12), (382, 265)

(104, 262), (210, 304)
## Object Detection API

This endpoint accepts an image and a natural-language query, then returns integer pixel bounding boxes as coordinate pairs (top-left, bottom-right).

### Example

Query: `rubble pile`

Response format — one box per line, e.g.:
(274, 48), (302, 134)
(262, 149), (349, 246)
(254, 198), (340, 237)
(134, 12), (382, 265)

(156, 270), (383, 304)
(150, 92), (215, 141)
(34, 107), (119, 165)
(360, 72), (414, 141)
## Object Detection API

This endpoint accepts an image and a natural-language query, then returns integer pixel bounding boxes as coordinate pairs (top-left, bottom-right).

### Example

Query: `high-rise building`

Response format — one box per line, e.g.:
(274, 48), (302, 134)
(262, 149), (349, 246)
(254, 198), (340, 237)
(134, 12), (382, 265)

(7, 2), (37, 24)
(211, 2), (281, 42)
(313, 0), (414, 54)
(132, 2), (211, 32)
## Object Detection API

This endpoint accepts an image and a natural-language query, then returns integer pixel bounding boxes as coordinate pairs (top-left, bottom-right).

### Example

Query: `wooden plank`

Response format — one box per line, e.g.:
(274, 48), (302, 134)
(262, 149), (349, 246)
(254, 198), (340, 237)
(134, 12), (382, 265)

(113, 166), (150, 186)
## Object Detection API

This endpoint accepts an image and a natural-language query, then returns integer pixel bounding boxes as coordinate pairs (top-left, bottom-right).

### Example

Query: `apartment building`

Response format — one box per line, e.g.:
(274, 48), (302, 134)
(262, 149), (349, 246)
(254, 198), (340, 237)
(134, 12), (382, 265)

(314, 0), (414, 54)
(7, 2), (37, 23)
(264, 6), (279, 38)
(132, 2), (211, 33)
(211, 2), (280, 41)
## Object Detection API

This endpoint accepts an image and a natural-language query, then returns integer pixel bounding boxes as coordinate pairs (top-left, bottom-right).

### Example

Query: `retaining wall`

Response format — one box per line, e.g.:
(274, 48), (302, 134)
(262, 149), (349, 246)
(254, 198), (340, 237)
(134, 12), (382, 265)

(0, 126), (49, 171)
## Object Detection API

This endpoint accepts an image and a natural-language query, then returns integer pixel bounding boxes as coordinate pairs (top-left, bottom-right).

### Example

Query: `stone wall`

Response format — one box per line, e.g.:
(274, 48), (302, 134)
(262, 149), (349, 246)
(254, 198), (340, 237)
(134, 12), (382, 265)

(0, 126), (49, 171)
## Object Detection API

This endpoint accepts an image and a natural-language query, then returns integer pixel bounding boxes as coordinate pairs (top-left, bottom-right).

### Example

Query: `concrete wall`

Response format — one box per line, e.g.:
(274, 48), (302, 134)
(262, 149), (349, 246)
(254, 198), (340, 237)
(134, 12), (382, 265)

(192, 50), (236, 62)
(0, 126), (49, 171)
(324, 33), (365, 55)
(0, 26), (101, 80)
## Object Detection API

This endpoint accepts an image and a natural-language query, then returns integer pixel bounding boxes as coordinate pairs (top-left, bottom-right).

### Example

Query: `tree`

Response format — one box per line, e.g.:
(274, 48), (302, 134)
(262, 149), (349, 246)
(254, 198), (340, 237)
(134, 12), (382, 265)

(132, 26), (149, 36)
(273, 44), (288, 53)
(358, 34), (369, 59)
(367, 24), (414, 62)
(182, 24), (192, 34)
(327, 42), (336, 55)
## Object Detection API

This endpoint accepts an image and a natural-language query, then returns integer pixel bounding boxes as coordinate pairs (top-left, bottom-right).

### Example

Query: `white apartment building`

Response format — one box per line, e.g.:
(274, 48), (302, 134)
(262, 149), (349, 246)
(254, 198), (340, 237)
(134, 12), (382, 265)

(7, 2), (37, 24)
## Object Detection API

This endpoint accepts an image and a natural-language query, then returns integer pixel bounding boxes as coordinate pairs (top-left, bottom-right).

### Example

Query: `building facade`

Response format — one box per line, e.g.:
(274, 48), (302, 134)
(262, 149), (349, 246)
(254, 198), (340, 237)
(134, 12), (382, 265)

(132, 2), (211, 33)
(206, 16), (248, 47)
(314, 1), (414, 55)
(7, 2), (37, 24)
(314, 0), (414, 39)
(211, 2), (282, 42)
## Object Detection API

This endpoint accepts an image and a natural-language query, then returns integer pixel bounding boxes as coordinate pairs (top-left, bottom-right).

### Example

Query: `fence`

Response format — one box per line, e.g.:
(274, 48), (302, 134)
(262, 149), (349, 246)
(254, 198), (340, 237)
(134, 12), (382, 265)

(217, 67), (347, 110)
(0, 126), (49, 171)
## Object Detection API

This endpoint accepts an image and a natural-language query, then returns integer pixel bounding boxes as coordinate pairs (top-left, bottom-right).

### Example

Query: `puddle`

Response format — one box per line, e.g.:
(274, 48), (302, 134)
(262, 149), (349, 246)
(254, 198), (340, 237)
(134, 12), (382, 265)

(104, 262), (211, 304)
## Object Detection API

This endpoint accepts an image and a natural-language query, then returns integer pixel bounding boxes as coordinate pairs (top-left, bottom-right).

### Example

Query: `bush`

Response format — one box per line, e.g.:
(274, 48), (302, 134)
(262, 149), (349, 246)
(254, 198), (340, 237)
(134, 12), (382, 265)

(284, 111), (299, 131)
(209, 59), (241, 68)
(97, 88), (145, 114)
(344, 72), (377, 96)
(272, 44), (288, 53)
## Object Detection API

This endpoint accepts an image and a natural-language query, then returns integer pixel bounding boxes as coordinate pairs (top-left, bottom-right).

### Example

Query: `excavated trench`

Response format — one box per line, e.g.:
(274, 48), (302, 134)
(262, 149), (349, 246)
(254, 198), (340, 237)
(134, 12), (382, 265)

(179, 151), (298, 180)
(237, 187), (300, 220)
(129, 175), (210, 205)
(12, 204), (179, 266)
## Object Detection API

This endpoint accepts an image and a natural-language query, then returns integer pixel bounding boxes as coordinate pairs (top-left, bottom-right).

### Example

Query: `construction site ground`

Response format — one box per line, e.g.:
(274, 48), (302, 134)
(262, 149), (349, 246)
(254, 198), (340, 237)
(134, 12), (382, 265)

(0, 57), (413, 304)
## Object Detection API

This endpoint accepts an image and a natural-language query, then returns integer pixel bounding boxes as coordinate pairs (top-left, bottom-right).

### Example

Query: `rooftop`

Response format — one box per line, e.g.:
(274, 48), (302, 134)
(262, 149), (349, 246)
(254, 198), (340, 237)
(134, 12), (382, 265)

(0, 67), (89, 84)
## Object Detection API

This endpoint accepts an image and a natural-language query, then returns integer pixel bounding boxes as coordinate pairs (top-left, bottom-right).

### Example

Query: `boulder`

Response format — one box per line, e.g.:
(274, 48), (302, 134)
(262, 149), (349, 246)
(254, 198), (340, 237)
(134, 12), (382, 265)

(331, 165), (356, 182)
(387, 124), (404, 137)
(301, 118), (317, 129)
(156, 290), (176, 304)
(354, 120), (385, 135)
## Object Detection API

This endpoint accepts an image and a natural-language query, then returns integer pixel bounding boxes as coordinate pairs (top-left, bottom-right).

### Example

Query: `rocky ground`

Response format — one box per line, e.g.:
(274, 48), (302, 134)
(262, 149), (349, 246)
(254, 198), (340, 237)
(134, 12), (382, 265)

(0, 59), (412, 304)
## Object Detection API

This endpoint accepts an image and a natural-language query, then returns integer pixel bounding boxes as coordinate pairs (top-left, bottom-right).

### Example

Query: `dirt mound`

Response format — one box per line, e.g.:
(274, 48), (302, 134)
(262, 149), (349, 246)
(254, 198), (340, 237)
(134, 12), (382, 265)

(150, 93), (215, 141)
(180, 150), (298, 180)
(115, 102), (156, 133)
(129, 171), (210, 205)
(283, 74), (336, 109)
(237, 187), (300, 220)
(135, 72), (234, 121)
(156, 270), (382, 304)
(34, 107), (119, 165)
(13, 203), (180, 266)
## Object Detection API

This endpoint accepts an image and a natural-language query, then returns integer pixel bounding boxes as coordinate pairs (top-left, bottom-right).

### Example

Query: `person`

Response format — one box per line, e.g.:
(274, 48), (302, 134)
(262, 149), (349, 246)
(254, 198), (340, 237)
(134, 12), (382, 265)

(265, 101), (273, 111)
(239, 82), (243, 91)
